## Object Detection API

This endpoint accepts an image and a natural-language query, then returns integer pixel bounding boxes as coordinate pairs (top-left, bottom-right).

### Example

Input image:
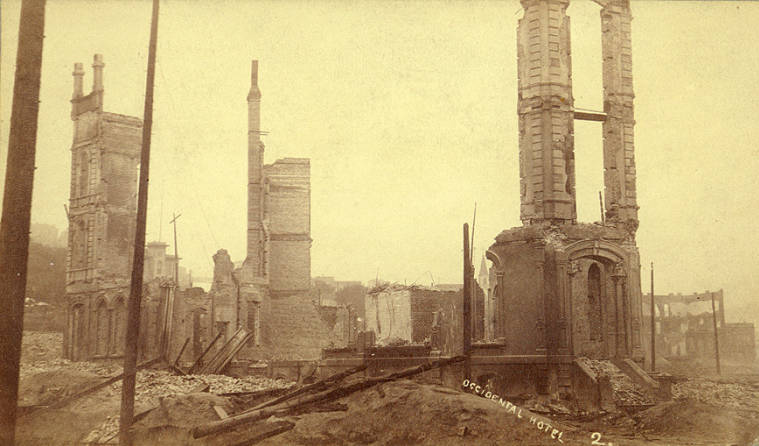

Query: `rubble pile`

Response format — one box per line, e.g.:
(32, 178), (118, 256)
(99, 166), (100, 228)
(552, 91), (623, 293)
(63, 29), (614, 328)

(673, 376), (759, 411)
(81, 372), (291, 444)
(578, 358), (655, 406)
(134, 370), (291, 403)
(81, 415), (120, 444)
(20, 331), (62, 363)
(20, 358), (122, 379)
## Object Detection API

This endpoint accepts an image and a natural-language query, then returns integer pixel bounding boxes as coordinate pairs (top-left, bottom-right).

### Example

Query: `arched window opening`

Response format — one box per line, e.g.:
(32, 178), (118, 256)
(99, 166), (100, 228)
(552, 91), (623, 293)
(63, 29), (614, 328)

(71, 303), (86, 360)
(112, 297), (126, 355)
(96, 300), (110, 356)
(78, 151), (89, 196)
(588, 263), (602, 340)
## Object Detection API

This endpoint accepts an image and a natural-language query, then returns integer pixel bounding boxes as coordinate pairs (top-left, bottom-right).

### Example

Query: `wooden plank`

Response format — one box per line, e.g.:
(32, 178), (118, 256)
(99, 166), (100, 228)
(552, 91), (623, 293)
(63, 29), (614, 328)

(213, 406), (229, 420)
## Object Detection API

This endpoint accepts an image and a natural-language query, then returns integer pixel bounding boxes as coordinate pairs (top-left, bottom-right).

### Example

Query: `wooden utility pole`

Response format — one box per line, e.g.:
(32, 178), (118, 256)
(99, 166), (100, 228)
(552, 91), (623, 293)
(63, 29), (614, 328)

(598, 191), (605, 225)
(650, 262), (655, 372)
(462, 223), (472, 379)
(710, 291), (721, 375)
(0, 1), (46, 443)
(470, 203), (476, 339)
(119, 0), (159, 444)
(170, 212), (181, 284)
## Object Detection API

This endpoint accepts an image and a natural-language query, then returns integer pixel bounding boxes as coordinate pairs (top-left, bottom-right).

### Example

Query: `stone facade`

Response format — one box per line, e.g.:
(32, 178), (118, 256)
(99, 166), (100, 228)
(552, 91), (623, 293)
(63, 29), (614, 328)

(485, 0), (643, 398)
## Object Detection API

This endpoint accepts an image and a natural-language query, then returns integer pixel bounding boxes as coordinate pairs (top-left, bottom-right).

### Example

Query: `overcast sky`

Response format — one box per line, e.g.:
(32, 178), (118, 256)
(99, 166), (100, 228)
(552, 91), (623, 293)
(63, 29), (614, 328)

(2, 1), (758, 320)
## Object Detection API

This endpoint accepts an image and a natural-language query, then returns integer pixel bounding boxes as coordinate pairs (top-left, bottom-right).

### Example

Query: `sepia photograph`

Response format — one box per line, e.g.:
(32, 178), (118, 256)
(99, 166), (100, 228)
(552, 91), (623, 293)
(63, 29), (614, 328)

(1, 0), (758, 444)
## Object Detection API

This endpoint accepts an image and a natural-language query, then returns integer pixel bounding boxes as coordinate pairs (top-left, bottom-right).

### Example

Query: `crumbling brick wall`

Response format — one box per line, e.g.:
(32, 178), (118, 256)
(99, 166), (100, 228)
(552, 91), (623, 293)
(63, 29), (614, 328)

(257, 294), (348, 360)
(264, 158), (311, 293)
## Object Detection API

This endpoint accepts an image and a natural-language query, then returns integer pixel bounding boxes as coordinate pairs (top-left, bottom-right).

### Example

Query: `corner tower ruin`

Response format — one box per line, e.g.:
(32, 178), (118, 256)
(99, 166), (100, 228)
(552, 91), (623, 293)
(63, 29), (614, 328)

(64, 55), (143, 360)
(485, 0), (643, 399)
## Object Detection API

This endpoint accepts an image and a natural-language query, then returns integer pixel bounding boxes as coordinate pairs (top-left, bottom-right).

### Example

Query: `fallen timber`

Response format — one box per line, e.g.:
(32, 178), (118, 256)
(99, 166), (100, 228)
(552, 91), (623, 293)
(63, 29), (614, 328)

(188, 330), (224, 374)
(171, 337), (190, 373)
(242, 363), (367, 413)
(192, 355), (466, 439)
(198, 328), (252, 375)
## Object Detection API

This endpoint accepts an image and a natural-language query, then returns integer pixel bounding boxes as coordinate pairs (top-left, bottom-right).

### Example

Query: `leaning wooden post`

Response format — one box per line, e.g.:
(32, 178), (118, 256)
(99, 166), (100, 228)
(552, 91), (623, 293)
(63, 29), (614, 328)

(650, 262), (655, 372)
(463, 223), (472, 380)
(119, 0), (159, 444)
(710, 291), (721, 375)
(0, 1), (46, 443)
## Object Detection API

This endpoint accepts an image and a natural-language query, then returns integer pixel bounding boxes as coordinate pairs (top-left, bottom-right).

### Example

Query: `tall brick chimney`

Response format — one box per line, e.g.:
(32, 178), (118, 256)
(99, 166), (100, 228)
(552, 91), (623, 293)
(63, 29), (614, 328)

(246, 59), (265, 277)
(72, 63), (84, 99)
(92, 54), (104, 92)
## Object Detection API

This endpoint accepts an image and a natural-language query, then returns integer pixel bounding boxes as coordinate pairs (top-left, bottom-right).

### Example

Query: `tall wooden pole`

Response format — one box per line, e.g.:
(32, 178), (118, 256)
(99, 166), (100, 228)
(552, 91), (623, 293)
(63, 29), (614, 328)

(119, 0), (159, 444)
(650, 262), (655, 372)
(170, 212), (181, 284)
(710, 292), (721, 375)
(462, 223), (471, 379)
(0, 1), (46, 443)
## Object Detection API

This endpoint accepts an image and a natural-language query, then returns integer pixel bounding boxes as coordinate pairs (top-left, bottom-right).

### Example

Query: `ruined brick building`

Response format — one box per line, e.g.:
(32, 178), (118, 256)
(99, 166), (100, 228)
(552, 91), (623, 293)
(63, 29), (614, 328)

(481, 0), (645, 398)
(64, 56), (350, 365)
(207, 61), (353, 364)
(641, 290), (756, 364)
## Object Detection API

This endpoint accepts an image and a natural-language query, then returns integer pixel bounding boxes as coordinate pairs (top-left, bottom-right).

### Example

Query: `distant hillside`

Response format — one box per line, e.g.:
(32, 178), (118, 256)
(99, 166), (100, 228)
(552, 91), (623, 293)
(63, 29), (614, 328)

(25, 241), (67, 305)
(30, 223), (67, 248)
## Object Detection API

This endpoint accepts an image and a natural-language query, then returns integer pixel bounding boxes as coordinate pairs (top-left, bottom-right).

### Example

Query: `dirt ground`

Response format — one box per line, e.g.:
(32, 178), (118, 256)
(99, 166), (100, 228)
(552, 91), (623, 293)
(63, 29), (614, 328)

(14, 331), (759, 446)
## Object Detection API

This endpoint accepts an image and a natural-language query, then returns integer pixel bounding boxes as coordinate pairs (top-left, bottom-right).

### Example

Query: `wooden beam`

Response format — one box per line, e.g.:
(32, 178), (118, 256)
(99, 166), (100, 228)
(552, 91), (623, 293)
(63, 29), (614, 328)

(243, 363), (367, 413)
(573, 111), (607, 122)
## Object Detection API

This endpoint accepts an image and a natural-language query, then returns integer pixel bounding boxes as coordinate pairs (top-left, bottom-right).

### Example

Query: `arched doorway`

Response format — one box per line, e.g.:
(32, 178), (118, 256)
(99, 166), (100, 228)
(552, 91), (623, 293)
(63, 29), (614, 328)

(588, 263), (603, 342)
(566, 239), (632, 360)
(571, 260), (609, 358)
(112, 297), (126, 356)
(71, 303), (86, 360)
(96, 299), (110, 356)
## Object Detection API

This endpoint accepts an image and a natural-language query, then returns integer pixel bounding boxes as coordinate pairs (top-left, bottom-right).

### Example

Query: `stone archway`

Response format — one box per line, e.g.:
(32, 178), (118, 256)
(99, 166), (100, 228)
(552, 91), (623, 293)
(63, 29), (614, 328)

(111, 296), (126, 356)
(71, 303), (86, 361)
(565, 240), (630, 359)
(95, 299), (110, 357)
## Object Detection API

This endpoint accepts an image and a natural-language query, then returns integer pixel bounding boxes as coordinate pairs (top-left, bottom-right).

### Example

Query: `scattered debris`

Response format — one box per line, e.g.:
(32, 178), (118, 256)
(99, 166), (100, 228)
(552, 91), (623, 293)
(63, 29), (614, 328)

(578, 358), (655, 406)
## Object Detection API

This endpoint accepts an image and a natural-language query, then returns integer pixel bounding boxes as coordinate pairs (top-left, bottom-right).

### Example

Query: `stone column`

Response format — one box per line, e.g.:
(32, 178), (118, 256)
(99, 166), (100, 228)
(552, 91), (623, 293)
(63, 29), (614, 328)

(72, 63), (84, 99)
(611, 263), (627, 357)
(495, 271), (505, 339)
(601, 0), (638, 227)
(517, 0), (576, 224)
